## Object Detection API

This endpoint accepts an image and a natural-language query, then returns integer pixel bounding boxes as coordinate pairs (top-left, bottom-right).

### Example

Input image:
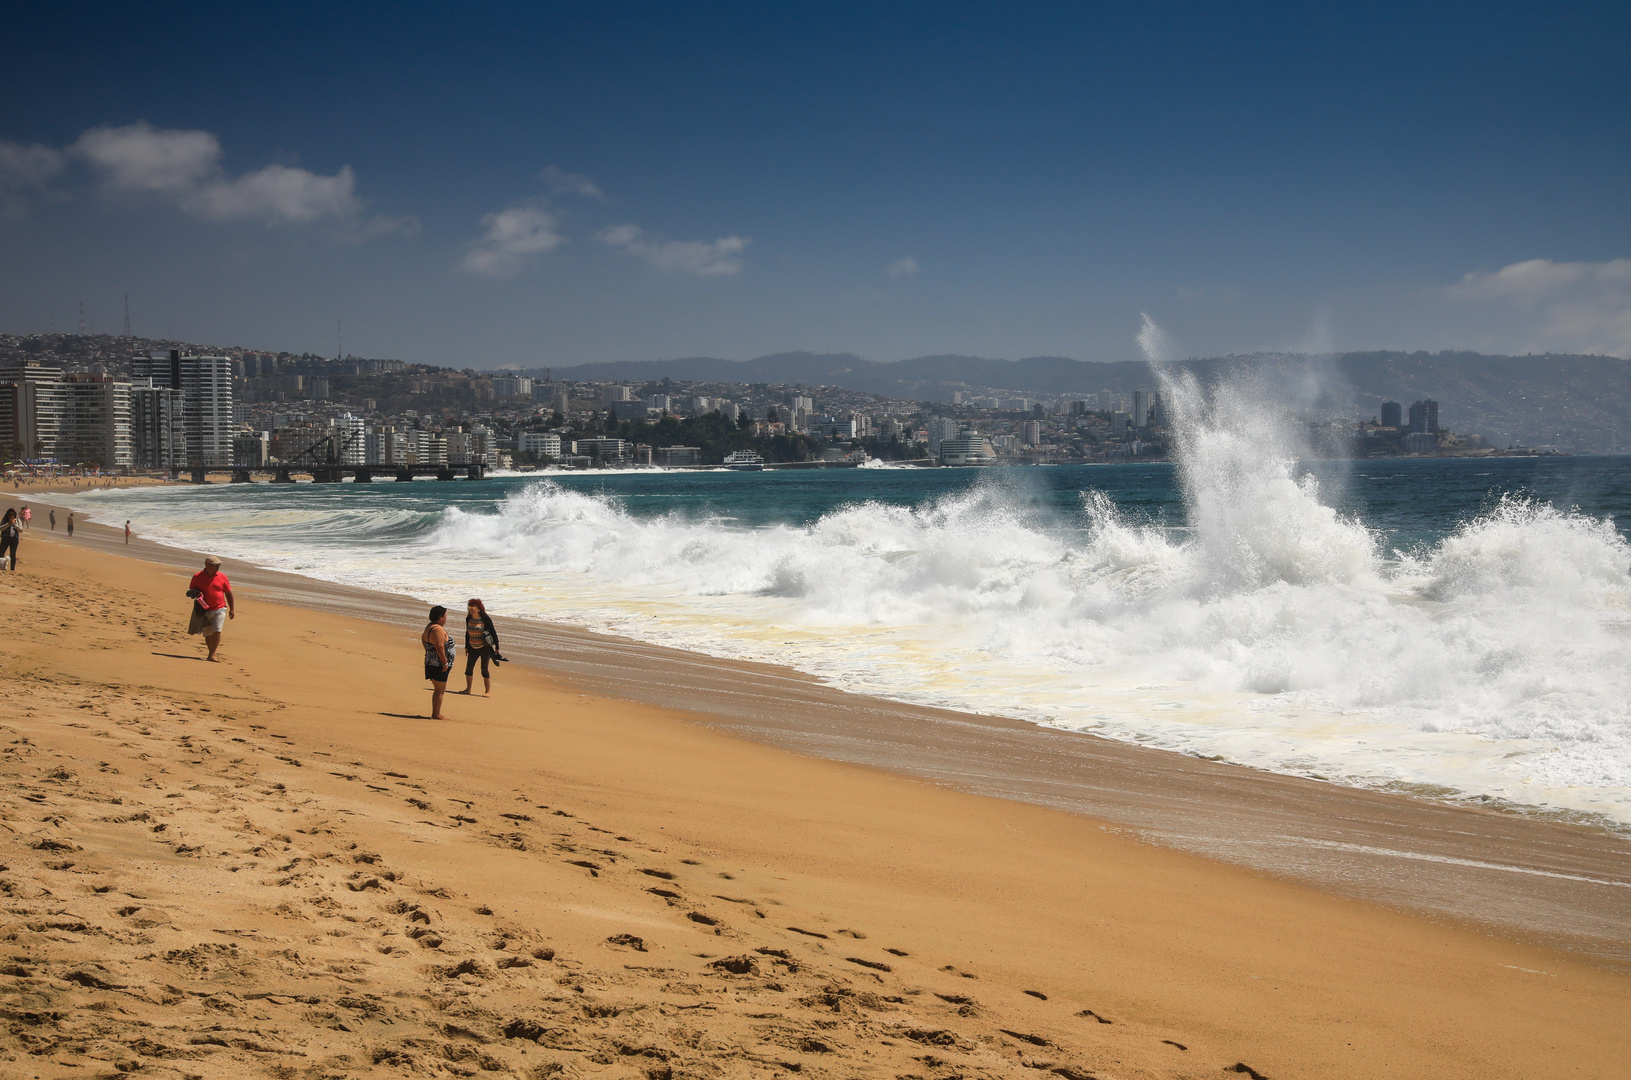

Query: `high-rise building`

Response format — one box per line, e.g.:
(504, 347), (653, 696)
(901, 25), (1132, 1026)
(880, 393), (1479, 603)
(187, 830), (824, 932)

(332, 413), (369, 464)
(59, 374), (132, 468)
(1408, 400), (1439, 434)
(0, 362), (65, 460)
(926, 417), (960, 451)
(1380, 401), (1403, 428)
(132, 351), (234, 465)
(1097, 389), (1113, 412)
(130, 378), (187, 471)
(1132, 389), (1153, 428)
(602, 385), (633, 404)
(1021, 420), (1043, 446)
(493, 376), (533, 398)
(649, 394), (672, 412)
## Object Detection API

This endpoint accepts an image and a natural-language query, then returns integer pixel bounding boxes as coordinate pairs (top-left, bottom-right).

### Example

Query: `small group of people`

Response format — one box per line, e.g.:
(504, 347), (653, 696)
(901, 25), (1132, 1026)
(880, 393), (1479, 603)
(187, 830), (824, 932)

(420, 599), (506, 719)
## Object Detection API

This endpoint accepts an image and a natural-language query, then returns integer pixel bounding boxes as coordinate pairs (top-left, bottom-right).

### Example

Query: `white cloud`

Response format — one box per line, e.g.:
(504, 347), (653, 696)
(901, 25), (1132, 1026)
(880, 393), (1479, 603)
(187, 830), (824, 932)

(189, 163), (359, 222)
(888, 255), (919, 279)
(0, 141), (66, 188)
(460, 204), (566, 276)
(72, 122), (220, 194)
(66, 121), (367, 226)
(0, 141), (66, 215)
(599, 223), (748, 276)
(538, 164), (606, 201)
(1451, 258), (1631, 357)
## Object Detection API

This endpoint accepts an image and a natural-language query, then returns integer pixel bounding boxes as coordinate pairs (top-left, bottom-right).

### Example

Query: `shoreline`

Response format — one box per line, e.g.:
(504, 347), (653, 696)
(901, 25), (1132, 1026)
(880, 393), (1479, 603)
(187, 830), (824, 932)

(29, 490), (1631, 971)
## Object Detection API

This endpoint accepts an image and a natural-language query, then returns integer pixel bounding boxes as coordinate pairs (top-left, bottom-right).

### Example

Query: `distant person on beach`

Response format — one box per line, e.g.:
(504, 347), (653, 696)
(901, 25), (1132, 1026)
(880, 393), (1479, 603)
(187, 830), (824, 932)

(20, 505), (29, 529)
(49, 510), (55, 531)
(422, 605), (454, 718)
(65, 512), (74, 538)
(124, 520), (131, 544)
(0, 510), (19, 571)
(462, 598), (505, 697)
(186, 556), (235, 662)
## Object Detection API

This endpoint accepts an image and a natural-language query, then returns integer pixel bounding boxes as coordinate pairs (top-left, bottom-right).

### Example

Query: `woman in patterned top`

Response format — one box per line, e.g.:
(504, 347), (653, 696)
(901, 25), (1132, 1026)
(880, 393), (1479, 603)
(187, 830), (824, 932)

(462, 598), (502, 697)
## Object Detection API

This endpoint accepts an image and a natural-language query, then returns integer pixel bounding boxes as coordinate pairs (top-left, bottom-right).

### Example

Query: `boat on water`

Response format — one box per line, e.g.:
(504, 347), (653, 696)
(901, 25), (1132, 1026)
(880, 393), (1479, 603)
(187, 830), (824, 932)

(723, 450), (765, 470)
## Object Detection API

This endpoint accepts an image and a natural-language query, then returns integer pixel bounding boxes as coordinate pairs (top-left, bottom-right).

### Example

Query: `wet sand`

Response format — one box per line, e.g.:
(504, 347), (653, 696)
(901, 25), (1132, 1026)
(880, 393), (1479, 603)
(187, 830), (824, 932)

(1, 514), (1628, 1078)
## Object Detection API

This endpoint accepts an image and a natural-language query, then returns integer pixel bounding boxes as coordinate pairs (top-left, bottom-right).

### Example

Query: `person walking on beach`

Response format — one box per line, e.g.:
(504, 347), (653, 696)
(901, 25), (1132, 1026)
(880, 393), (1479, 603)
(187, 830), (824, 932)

(65, 512), (74, 538)
(20, 505), (30, 530)
(0, 509), (19, 571)
(186, 555), (235, 662)
(422, 605), (455, 719)
(48, 509), (55, 531)
(124, 520), (132, 544)
(461, 598), (504, 697)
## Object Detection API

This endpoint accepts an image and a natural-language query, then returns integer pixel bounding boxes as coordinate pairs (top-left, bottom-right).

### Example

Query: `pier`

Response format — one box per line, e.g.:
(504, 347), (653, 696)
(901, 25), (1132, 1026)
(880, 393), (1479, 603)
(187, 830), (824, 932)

(201, 463), (490, 484)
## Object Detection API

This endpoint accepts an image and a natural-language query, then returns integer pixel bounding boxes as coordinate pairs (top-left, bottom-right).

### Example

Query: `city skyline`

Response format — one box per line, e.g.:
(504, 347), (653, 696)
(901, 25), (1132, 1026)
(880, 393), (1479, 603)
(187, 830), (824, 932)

(2, 3), (1628, 364)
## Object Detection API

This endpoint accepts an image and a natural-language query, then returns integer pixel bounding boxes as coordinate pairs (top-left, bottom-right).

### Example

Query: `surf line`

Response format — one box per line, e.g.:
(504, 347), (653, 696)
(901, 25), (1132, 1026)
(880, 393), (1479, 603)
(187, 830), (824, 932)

(1291, 837), (1631, 888)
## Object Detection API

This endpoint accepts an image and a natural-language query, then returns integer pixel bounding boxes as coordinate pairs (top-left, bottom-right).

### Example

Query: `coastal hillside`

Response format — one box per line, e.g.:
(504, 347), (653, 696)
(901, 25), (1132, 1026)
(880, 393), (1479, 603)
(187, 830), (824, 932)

(541, 350), (1631, 449)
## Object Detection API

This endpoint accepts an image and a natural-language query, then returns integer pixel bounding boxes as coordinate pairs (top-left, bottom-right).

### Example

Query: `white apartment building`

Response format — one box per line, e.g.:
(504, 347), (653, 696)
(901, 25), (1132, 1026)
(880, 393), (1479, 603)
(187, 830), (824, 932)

(926, 417), (960, 451)
(59, 375), (132, 468)
(0, 362), (65, 460)
(333, 413), (369, 464)
(492, 376), (533, 398)
(516, 432), (562, 460)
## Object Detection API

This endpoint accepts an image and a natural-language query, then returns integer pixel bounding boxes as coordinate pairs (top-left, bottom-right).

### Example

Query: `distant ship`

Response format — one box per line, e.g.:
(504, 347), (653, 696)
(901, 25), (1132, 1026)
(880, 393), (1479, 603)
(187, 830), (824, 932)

(723, 450), (765, 470)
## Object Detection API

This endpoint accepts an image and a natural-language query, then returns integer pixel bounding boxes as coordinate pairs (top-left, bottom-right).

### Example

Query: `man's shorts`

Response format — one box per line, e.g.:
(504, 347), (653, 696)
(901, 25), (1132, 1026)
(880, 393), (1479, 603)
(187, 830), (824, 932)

(201, 607), (227, 634)
(425, 663), (450, 684)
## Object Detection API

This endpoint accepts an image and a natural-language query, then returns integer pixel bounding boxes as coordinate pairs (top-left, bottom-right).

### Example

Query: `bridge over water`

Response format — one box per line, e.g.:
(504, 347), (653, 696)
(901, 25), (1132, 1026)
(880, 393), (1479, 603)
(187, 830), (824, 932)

(196, 463), (490, 484)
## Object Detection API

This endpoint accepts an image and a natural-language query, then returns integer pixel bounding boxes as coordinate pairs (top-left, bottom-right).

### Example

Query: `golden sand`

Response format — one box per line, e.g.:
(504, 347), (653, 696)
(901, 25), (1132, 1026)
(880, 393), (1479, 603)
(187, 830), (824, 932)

(0, 530), (1626, 1079)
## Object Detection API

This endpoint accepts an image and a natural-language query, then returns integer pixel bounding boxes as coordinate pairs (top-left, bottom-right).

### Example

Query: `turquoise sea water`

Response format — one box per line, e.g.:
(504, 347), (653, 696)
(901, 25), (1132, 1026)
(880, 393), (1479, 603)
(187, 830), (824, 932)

(65, 454), (1631, 826)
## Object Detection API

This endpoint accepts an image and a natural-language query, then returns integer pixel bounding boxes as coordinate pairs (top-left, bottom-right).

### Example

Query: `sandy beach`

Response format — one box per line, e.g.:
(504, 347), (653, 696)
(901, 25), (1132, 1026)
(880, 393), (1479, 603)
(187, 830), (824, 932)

(1, 519), (1628, 1079)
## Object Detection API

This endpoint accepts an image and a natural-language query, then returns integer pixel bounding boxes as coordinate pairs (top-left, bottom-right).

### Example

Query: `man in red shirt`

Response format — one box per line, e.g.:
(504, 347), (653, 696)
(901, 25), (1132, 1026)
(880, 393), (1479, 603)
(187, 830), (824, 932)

(188, 556), (235, 662)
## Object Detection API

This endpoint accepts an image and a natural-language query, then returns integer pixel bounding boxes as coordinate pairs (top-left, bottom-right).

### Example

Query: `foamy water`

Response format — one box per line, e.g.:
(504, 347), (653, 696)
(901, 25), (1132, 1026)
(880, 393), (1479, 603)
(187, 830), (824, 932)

(63, 434), (1631, 828)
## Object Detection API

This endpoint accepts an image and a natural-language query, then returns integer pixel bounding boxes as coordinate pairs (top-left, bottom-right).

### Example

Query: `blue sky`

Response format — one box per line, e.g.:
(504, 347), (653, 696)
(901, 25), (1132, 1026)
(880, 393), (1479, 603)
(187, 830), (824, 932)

(2, 2), (1628, 364)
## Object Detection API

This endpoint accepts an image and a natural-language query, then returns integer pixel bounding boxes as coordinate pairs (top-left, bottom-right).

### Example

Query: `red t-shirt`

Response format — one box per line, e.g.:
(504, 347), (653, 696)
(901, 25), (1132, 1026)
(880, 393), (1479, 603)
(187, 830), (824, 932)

(189, 569), (232, 611)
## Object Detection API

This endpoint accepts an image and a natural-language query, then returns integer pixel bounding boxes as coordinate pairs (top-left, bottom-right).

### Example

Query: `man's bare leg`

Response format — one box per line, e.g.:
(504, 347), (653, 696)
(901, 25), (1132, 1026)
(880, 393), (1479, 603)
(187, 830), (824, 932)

(204, 632), (221, 661)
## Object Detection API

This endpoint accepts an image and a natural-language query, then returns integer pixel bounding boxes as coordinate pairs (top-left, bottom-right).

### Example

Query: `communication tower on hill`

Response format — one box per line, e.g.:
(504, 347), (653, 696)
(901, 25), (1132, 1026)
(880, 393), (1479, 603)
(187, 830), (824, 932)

(123, 293), (131, 337)
(78, 300), (86, 335)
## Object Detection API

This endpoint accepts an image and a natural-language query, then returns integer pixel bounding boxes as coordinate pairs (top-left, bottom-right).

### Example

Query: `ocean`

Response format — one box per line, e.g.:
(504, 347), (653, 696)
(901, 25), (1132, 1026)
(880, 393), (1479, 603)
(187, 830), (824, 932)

(63, 443), (1631, 830)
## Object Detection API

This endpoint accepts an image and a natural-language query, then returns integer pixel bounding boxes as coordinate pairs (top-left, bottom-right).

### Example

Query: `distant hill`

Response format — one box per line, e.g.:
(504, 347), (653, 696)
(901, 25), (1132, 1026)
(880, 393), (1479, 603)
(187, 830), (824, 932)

(533, 350), (1630, 450)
